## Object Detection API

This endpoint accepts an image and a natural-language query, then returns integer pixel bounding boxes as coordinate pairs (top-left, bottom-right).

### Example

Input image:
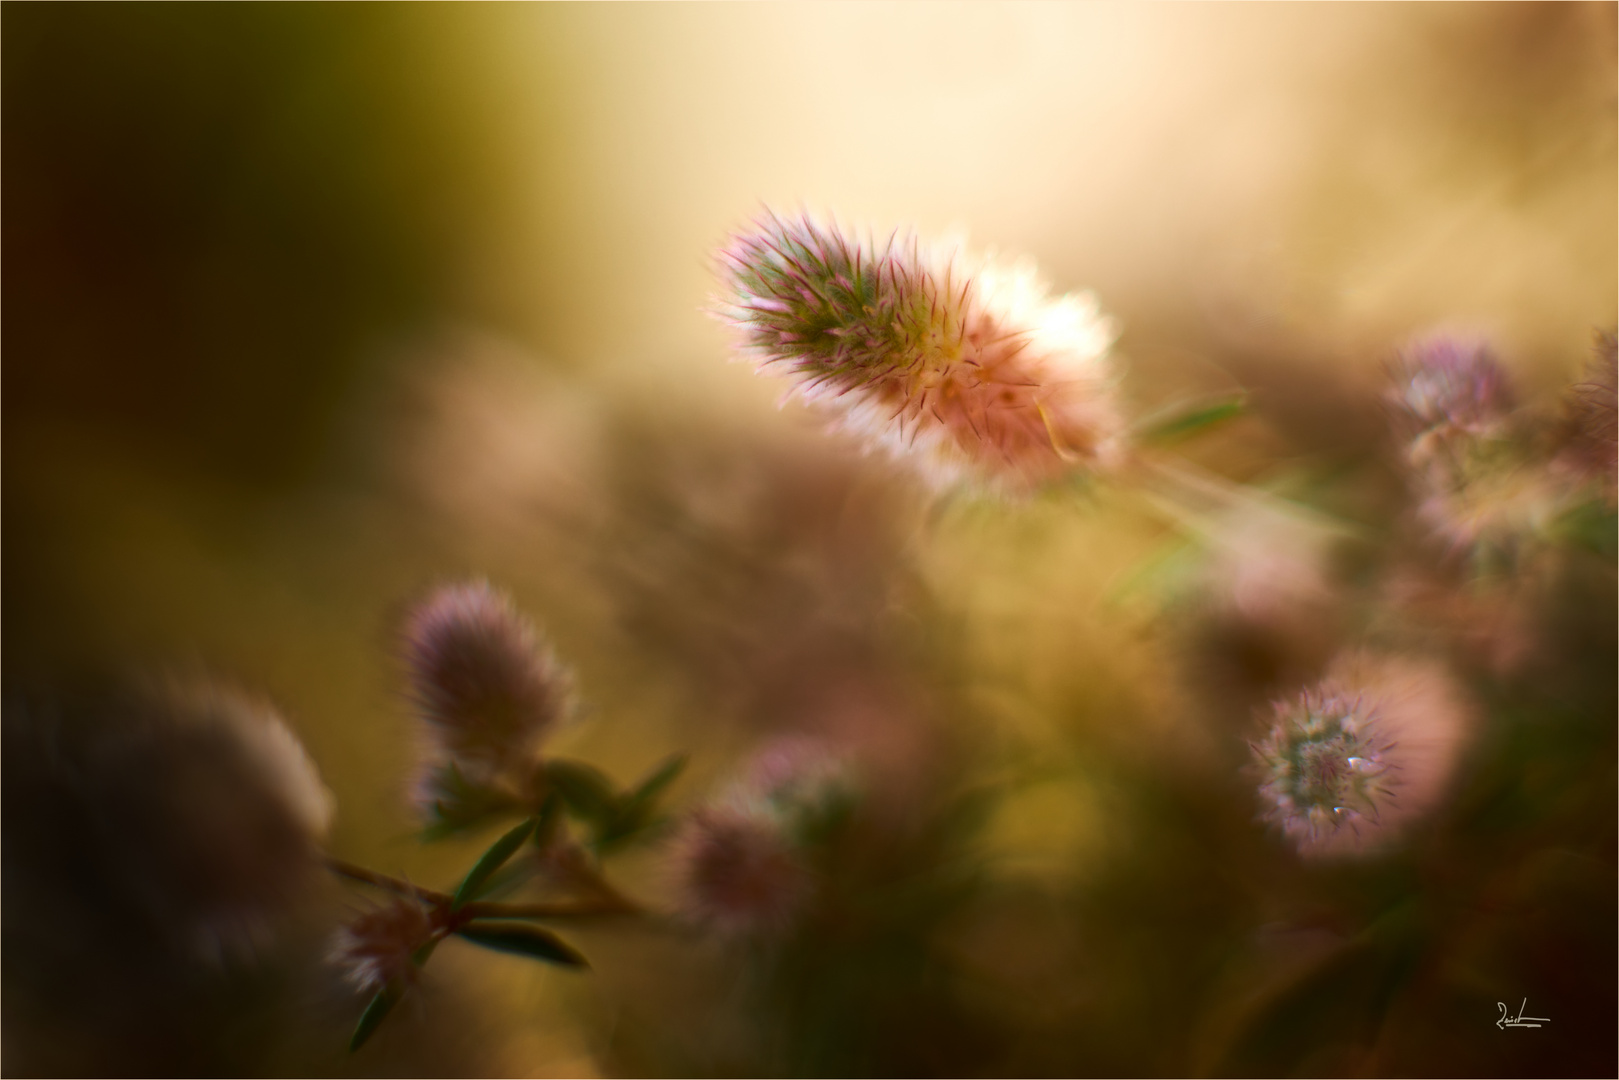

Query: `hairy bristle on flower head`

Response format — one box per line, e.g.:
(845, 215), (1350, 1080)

(402, 581), (573, 777)
(668, 802), (811, 936)
(713, 209), (1123, 490)
(329, 896), (436, 992)
(1253, 653), (1470, 857)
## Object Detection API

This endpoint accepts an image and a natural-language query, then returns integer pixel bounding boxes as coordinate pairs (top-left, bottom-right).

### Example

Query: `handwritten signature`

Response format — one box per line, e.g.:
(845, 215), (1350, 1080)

(1497, 999), (1550, 1029)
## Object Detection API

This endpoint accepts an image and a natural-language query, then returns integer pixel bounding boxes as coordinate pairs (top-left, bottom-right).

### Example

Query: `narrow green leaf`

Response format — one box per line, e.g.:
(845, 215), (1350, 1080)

(531, 792), (564, 848)
(417, 761), (523, 839)
(451, 817), (537, 911)
(1135, 393), (1248, 444)
(626, 754), (686, 815)
(349, 980), (403, 1052)
(598, 754), (688, 851)
(455, 922), (589, 968)
(544, 759), (619, 824)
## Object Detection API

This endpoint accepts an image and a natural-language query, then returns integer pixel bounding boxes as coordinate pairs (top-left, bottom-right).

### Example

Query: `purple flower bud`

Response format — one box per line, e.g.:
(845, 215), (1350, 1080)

(1388, 334), (1515, 443)
(402, 581), (574, 781)
(668, 802), (811, 936)
(328, 896), (436, 992)
(1385, 334), (1565, 555)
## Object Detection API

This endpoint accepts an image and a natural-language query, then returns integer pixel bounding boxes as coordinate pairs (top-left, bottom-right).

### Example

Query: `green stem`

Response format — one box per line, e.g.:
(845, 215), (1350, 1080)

(459, 895), (642, 920)
(324, 855), (644, 919)
(324, 856), (452, 905)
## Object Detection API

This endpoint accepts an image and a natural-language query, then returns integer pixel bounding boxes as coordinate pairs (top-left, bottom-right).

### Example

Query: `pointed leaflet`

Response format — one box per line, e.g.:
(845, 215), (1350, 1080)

(1134, 393), (1248, 445)
(349, 980), (404, 1052)
(544, 759), (619, 825)
(599, 754), (687, 850)
(455, 921), (589, 968)
(451, 817), (537, 911)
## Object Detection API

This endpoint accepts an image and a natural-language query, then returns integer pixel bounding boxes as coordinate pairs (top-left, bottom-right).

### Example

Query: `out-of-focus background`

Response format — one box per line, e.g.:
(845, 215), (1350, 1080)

(4, 4), (1614, 1077)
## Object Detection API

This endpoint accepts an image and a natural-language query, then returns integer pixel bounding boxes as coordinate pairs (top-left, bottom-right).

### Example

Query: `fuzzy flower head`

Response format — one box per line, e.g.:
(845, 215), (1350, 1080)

(740, 734), (857, 835)
(667, 800), (812, 937)
(402, 581), (574, 783)
(1385, 334), (1563, 556)
(714, 209), (1123, 491)
(329, 896), (436, 993)
(1253, 685), (1395, 854)
(1253, 654), (1471, 857)
(1388, 334), (1516, 450)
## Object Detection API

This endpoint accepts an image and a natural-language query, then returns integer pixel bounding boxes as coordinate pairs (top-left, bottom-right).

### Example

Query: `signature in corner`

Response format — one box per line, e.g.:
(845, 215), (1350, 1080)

(1497, 998), (1551, 1029)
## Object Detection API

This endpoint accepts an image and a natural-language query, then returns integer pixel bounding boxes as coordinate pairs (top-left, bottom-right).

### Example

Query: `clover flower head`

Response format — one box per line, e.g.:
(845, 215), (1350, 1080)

(713, 209), (1123, 491)
(1388, 333), (1515, 449)
(329, 896), (436, 993)
(1253, 653), (1471, 857)
(668, 801), (812, 937)
(402, 581), (574, 780)
(1253, 685), (1395, 855)
(1385, 334), (1562, 556)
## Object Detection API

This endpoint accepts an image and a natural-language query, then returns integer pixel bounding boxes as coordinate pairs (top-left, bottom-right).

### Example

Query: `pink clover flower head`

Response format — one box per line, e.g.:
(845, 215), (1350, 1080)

(1384, 334), (1565, 555)
(329, 896), (436, 993)
(714, 209), (1123, 491)
(1388, 333), (1515, 449)
(1253, 653), (1471, 857)
(1253, 685), (1395, 856)
(668, 801), (812, 937)
(402, 581), (574, 779)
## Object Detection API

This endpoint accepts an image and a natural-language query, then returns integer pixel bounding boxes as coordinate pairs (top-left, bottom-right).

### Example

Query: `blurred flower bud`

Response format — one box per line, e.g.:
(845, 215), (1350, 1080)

(668, 801), (812, 936)
(1558, 330), (1617, 502)
(89, 675), (334, 959)
(329, 896), (436, 993)
(1385, 333), (1564, 558)
(714, 209), (1123, 491)
(403, 581), (574, 791)
(1388, 334), (1515, 449)
(1252, 653), (1471, 857)
(741, 734), (857, 833)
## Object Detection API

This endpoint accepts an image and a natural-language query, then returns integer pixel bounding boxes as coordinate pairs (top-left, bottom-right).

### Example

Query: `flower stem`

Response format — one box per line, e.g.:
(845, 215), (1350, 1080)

(324, 855), (644, 919)
(325, 856), (452, 904)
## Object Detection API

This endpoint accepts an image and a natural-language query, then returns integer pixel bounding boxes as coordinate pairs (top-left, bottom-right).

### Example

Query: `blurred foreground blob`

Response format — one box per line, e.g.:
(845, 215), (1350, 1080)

(97, 676), (334, 959)
(3, 673), (333, 1073)
(6, 673), (332, 963)
(713, 209), (1124, 492)
(1252, 653), (1471, 857)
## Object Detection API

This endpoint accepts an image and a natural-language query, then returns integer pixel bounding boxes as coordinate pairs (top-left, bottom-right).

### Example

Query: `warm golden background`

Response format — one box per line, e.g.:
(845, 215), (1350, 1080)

(4, 4), (1614, 1077)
